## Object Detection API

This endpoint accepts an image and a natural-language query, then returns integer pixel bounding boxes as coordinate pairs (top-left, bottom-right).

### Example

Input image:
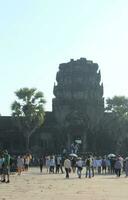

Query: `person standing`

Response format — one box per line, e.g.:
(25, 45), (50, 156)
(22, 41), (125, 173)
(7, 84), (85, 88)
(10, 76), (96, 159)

(102, 157), (107, 174)
(125, 159), (128, 177)
(55, 155), (62, 174)
(85, 155), (92, 178)
(45, 156), (50, 173)
(49, 156), (55, 173)
(17, 156), (24, 175)
(110, 157), (116, 174)
(24, 155), (30, 171)
(0, 153), (4, 181)
(64, 157), (71, 178)
(106, 158), (111, 174)
(39, 156), (44, 173)
(97, 157), (102, 174)
(59, 155), (64, 174)
(92, 157), (97, 175)
(71, 157), (76, 173)
(2, 150), (10, 183)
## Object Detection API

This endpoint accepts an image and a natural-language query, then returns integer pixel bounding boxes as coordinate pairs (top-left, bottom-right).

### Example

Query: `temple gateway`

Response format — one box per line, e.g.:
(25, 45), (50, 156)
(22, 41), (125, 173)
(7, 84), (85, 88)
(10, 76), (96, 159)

(0, 58), (107, 154)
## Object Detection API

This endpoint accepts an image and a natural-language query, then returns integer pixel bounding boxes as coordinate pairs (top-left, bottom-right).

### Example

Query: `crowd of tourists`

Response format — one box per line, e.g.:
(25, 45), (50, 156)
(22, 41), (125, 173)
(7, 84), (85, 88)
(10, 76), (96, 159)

(42, 154), (128, 179)
(1, 149), (128, 183)
(0, 150), (31, 183)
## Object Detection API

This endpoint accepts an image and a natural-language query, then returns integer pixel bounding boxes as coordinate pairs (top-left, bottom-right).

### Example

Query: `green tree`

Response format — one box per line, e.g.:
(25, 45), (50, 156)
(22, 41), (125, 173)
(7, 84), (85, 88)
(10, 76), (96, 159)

(105, 96), (128, 153)
(106, 96), (128, 117)
(11, 87), (46, 151)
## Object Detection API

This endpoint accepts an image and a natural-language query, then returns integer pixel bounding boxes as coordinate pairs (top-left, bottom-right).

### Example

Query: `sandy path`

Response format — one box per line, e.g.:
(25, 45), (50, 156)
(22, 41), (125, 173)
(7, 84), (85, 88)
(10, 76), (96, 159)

(0, 168), (128, 200)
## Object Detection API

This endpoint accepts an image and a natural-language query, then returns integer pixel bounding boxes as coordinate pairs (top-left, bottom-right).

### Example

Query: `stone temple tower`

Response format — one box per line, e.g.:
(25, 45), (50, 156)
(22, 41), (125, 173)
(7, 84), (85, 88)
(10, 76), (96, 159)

(52, 58), (104, 152)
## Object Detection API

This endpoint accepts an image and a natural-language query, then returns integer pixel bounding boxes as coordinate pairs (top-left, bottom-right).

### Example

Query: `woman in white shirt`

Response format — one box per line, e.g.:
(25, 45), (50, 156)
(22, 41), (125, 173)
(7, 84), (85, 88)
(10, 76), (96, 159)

(64, 158), (71, 178)
(17, 156), (24, 175)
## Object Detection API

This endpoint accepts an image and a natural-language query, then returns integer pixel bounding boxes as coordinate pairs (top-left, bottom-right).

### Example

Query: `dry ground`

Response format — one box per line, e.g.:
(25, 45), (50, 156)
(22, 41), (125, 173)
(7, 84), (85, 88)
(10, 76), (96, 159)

(0, 168), (128, 200)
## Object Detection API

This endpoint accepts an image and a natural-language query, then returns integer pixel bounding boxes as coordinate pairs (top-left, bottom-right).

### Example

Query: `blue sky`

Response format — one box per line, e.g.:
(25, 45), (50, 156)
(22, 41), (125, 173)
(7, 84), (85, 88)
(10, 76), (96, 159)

(0, 0), (128, 115)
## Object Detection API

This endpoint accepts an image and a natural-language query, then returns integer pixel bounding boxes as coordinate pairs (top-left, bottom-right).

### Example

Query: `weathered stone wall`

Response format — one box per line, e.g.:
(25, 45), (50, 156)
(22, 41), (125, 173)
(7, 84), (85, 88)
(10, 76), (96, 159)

(52, 58), (104, 152)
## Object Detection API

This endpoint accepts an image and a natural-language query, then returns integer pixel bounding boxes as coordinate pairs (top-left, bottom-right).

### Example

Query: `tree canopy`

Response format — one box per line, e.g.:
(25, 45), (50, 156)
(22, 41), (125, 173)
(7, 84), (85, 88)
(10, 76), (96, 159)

(11, 87), (46, 151)
(105, 96), (128, 153)
(106, 96), (128, 118)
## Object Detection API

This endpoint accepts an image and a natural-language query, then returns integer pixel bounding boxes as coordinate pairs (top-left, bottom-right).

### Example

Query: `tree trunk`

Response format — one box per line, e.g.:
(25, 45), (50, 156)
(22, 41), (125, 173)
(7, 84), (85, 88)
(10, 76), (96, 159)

(67, 133), (71, 152)
(116, 140), (122, 154)
(26, 135), (30, 152)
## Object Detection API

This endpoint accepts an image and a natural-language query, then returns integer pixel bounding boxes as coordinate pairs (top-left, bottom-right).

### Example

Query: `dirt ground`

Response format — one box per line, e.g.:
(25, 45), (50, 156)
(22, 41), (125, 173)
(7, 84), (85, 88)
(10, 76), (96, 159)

(0, 168), (128, 200)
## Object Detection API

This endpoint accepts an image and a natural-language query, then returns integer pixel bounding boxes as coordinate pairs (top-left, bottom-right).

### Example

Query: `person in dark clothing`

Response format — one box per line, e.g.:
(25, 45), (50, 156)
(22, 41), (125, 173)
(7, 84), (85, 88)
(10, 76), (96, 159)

(102, 158), (107, 174)
(110, 158), (116, 174)
(39, 156), (44, 173)
(114, 158), (123, 177)
(85, 156), (92, 178)
(71, 157), (76, 173)
(60, 156), (64, 174)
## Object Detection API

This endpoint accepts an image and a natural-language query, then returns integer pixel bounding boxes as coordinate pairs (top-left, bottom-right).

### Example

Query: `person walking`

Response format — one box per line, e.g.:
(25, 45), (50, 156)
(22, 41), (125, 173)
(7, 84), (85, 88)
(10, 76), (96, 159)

(114, 157), (123, 177)
(76, 157), (83, 178)
(64, 157), (71, 178)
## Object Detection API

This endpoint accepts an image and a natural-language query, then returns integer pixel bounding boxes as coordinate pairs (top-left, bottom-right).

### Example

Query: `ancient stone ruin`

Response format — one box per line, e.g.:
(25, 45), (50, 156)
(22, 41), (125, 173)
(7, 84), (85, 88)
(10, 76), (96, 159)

(52, 58), (104, 151)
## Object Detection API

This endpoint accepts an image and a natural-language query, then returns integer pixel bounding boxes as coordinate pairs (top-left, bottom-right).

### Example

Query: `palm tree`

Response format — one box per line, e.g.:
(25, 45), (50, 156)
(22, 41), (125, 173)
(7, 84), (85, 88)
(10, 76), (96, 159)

(11, 87), (46, 151)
